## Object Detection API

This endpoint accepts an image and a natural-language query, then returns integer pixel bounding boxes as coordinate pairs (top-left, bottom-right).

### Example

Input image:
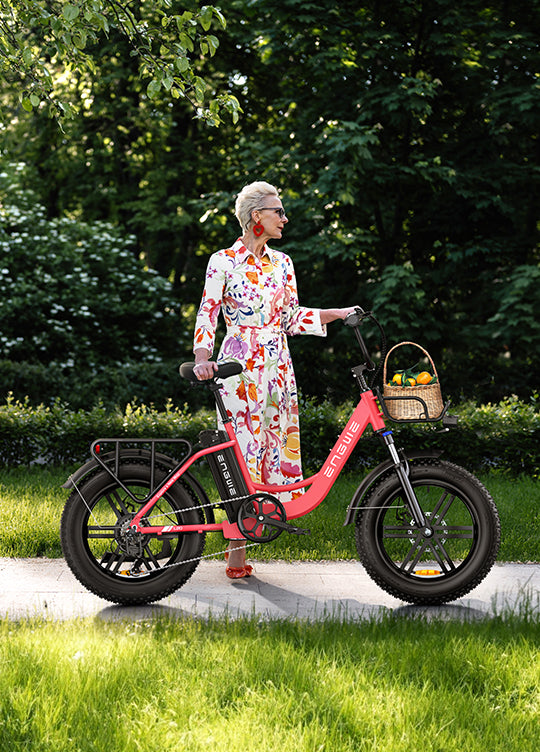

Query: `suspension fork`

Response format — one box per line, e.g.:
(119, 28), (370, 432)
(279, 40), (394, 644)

(379, 430), (433, 535)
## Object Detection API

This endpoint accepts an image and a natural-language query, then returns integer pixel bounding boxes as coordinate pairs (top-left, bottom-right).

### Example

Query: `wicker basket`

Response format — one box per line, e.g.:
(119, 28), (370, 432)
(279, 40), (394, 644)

(382, 341), (444, 421)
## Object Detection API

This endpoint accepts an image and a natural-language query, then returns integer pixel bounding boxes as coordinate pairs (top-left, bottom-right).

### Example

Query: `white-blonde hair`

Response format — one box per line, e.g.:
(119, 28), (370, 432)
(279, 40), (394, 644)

(235, 181), (279, 232)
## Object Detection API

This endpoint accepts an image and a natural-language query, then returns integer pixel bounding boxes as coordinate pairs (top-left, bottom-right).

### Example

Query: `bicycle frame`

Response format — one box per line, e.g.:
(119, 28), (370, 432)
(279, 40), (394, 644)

(127, 387), (421, 539)
(61, 308), (500, 609)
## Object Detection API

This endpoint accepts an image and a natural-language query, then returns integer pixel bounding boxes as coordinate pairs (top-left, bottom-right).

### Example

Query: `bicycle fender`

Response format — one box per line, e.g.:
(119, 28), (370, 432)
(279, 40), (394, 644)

(62, 449), (215, 524)
(342, 449), (443, 526)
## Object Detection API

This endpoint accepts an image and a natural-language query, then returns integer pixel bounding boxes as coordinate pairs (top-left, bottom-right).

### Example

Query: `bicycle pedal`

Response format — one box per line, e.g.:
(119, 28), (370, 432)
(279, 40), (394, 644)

(284, 524), (311, 536)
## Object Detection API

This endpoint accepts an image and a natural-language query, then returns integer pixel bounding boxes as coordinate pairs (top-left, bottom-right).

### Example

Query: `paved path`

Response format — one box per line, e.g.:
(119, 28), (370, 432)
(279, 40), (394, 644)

(1, 558), (538, 622)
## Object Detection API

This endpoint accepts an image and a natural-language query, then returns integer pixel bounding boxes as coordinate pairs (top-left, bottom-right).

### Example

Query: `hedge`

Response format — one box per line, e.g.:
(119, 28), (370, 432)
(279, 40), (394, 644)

(0, 393), (538, 478)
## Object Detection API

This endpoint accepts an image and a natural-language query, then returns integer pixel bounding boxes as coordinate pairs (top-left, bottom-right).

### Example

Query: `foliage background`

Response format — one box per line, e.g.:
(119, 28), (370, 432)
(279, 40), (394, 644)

(1, 394), (538, 478)
(0, 0), (539, 409)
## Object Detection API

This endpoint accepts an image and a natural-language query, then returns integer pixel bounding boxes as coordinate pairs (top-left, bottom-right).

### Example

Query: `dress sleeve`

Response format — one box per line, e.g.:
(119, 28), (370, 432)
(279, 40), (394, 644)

(193, 253), (226, 355)
(281, 254), (326, 337)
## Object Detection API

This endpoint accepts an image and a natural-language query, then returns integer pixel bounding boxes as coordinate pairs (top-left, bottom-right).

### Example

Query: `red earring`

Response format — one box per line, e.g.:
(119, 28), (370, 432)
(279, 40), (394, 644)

(253, 222), (265, 237)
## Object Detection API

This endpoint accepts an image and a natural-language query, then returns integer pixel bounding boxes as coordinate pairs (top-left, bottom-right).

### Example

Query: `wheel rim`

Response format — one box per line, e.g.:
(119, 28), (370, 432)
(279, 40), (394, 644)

(375, 479), (479, 580)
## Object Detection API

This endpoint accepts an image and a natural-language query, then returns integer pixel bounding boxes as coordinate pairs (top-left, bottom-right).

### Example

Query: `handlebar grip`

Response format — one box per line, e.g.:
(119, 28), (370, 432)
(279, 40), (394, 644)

(179, 361), (243, 383)
(344, 307), (369, 328)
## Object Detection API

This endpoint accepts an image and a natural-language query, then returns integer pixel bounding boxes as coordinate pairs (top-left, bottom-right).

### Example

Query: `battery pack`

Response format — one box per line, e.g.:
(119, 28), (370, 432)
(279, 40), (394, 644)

(198, 430), (250, 522)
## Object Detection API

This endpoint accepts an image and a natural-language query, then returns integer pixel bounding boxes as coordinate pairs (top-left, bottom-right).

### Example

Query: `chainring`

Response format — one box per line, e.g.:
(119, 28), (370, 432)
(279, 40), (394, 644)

(237, 494), (287, 543)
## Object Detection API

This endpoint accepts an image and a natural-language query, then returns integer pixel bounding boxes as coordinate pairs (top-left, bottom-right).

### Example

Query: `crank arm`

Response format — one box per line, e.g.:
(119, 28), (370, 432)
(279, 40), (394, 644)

(257, 515), (311, 536)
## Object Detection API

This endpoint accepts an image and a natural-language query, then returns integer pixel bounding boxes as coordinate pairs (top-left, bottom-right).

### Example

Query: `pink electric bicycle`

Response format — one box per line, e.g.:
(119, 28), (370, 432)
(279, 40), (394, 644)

(61, 309), (500, 606)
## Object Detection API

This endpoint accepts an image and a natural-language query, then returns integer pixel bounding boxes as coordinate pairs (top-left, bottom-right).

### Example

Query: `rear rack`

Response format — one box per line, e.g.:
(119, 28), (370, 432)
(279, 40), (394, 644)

(90, 438), (192, 500)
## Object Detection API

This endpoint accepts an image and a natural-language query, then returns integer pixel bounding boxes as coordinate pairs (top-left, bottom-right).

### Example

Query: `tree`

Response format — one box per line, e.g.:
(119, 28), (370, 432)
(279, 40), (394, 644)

(1, 0), (539, 404)
(0, 0), (240, 124)
(0, 161), (195, 408)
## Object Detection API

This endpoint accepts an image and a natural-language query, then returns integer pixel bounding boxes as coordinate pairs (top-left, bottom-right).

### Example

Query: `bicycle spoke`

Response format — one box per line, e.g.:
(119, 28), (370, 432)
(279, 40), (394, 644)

(425, 538), (455, 573)
(140, 543), (164, 570)
(380, 491), (477, 577)
(104, 489), (132, 518)
(100, 549), (128, 572)
(87, 526), (116, 538)
(430, 488), (454, 520)
(434, 524), (474, 540)
(399, 534), (429, 573)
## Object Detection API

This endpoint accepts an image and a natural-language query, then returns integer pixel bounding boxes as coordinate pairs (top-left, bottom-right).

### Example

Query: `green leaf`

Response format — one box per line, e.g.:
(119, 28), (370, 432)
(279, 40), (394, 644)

(200, 6), (213, 31)
(63, 4), (80, 23)
(73, 30), (87, 49)
(206, 35), (219, 56)
(146, 79), (161, 99)
(212, 7), (226, 29)
(194, 77), (206, 103)
(179, 33), (195, 53)
(175, 56), (190, 73)
(22, 47), (33, 67)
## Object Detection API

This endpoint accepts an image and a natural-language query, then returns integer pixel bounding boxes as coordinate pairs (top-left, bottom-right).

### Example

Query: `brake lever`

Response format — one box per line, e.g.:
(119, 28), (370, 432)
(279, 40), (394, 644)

(344, 306), (371, 328)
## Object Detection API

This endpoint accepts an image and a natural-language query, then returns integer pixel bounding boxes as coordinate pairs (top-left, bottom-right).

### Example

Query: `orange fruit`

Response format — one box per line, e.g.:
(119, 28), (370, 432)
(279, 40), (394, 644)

(391, 373), (403, 385)
(416, 371), (432, 385)
(405, 377), (416, 387)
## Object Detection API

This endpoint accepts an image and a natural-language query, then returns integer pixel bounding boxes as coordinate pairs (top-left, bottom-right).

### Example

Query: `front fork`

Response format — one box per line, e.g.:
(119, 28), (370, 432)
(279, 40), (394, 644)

(379, 430), (433, 537)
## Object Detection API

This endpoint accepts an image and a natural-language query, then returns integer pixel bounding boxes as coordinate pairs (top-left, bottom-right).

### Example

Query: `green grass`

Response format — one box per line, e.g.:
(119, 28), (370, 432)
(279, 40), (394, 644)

(0, 465), (538, 561)
(1, 467), (539, 752)
(1, 612), (539, 752)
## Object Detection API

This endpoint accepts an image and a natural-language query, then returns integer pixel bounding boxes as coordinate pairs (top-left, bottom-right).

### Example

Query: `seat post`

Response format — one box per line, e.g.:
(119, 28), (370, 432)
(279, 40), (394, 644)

(208, 382), (231, 423)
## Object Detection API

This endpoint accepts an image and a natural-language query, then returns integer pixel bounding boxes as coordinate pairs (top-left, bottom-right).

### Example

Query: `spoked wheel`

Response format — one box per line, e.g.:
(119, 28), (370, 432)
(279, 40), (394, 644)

(61, 458), (205, 605)
(354, 460), (501, 605)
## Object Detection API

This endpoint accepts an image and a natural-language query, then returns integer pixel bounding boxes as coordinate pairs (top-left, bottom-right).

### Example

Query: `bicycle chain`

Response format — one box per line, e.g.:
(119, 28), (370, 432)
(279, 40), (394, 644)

(137, 540), (262, 573)
(68, 474), (262, 569)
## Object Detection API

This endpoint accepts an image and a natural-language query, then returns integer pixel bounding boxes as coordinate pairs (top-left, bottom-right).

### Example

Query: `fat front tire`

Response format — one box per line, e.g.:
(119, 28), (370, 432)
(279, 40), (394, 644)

(354, 460), (501, 605)
(61, 458), (205, 605)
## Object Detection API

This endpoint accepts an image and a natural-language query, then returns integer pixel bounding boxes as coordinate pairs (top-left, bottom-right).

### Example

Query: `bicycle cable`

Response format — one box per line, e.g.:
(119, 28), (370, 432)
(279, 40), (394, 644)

(365, 312), (388, 390)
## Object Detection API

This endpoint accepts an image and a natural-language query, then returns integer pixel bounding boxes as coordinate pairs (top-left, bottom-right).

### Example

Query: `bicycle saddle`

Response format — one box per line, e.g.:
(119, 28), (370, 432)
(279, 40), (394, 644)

(179, 361), (243, 383)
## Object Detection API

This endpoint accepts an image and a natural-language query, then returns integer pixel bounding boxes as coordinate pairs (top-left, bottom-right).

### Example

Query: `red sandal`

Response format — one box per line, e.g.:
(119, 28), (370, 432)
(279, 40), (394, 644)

(226, 565), (253, 579)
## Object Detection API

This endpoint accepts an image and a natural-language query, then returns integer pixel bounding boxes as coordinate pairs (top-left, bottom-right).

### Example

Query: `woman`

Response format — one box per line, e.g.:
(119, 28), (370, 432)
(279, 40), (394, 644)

(193, 181), (356, 578)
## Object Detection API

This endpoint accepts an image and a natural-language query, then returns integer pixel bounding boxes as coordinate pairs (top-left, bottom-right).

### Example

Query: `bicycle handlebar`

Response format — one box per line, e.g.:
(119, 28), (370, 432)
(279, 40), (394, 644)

(343, 306), (371, 328)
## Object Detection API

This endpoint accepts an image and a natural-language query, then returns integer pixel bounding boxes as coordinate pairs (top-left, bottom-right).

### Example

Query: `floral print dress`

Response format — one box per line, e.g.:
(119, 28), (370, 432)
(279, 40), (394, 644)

(194, 238), (326, 493)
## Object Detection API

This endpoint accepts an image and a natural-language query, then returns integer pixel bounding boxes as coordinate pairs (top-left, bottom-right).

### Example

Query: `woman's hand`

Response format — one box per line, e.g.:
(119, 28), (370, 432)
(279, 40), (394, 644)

(193, 349), (219, 381)
(320, 307), (359, 325)
(193, 361), (219, 381)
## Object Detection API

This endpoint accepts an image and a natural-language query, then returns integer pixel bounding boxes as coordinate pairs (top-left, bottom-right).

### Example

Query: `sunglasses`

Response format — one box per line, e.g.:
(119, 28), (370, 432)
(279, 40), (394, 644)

(257, 207), (287, 218)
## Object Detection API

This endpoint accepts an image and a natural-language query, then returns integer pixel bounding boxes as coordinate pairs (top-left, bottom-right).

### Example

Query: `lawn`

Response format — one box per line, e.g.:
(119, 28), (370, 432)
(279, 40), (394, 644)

(0, 465), (538, 561)
(1, 466), (539, 752)
(1, 613), (538, 752)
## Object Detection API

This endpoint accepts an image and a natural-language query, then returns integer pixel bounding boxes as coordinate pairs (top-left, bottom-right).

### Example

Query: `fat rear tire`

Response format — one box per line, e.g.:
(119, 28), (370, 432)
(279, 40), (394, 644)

(61, 457), (205, 605)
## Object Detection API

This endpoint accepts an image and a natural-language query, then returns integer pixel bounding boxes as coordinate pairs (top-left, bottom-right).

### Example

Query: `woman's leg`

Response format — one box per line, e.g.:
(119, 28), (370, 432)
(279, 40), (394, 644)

(226, 539), (247, 567)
